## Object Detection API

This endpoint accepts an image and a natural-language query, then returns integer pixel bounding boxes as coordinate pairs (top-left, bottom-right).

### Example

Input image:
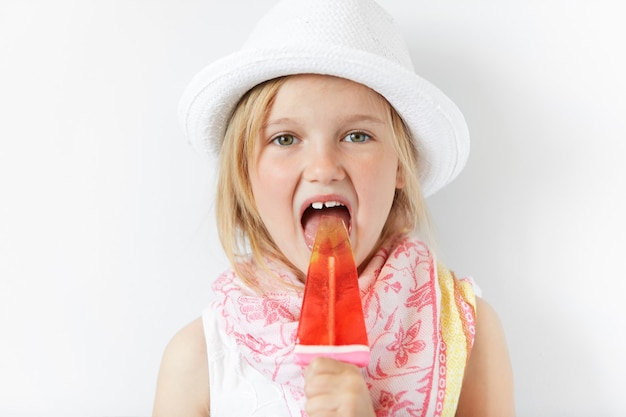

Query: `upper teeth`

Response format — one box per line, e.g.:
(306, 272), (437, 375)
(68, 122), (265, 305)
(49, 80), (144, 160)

(311, 201), (344, 209)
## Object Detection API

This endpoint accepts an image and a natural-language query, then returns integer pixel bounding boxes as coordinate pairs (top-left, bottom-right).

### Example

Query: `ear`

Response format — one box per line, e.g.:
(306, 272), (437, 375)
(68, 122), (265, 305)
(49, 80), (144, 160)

(395, 164), (406, 189)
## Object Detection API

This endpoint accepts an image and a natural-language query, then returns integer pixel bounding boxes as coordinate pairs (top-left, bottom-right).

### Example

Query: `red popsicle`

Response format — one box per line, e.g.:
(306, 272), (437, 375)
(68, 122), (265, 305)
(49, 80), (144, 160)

(294, 215), (370, 367)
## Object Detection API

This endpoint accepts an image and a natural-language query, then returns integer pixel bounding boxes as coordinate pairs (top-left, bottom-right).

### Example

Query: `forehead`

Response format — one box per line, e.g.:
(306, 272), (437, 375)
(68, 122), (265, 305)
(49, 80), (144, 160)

(267, 74), (389, 119)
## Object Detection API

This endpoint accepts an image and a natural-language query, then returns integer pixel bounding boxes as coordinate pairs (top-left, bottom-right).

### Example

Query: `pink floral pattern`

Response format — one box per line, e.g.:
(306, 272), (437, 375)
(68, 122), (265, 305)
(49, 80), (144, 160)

(238, 295), (296, 326)
(376, 390), (422, 417)
(211, 234), (477, 416)
(387, 320), (426, 367)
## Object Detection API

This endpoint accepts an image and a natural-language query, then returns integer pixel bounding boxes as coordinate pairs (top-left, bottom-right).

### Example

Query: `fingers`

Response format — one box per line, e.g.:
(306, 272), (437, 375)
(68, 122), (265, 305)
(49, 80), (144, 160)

(304, 358), (375, 417)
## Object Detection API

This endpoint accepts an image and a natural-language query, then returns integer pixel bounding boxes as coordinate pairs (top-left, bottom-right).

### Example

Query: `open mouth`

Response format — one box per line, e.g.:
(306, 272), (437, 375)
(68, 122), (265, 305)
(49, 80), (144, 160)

(301, 201), (351, 250)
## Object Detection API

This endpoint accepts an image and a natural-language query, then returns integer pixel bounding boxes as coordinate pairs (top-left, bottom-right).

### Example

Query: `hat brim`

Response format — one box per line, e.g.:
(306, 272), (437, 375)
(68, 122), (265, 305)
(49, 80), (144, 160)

(179, 43), (469, 197)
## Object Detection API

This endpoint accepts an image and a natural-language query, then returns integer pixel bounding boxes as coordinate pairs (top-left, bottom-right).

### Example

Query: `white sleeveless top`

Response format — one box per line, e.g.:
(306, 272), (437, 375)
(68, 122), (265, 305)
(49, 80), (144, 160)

(203, 306), (301, 416)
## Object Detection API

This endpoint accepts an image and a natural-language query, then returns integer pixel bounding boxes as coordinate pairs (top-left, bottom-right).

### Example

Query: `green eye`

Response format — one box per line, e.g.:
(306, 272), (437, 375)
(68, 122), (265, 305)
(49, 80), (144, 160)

(272, 134), (297, 146)
(344, 132), (371, 143)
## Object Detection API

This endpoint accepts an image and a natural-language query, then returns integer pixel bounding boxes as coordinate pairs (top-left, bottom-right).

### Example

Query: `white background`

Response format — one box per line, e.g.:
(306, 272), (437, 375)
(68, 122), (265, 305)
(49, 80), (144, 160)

(1, 0), (625, 416)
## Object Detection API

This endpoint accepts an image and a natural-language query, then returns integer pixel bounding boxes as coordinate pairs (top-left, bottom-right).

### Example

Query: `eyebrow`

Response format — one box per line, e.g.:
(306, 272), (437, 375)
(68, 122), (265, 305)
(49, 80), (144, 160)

(341, 114), (386, 125)
(264, 114), (386, 128)
(263, 117), (296, 128)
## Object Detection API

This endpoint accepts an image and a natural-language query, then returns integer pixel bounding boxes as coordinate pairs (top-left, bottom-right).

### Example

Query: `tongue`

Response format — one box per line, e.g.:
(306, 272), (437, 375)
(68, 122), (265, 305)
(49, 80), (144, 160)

(303, 207), (351, 249)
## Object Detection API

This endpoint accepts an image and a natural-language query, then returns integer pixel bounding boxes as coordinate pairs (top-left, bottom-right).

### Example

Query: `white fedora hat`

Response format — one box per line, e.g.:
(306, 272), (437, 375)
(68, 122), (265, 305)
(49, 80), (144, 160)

(179, 0), (469, 197)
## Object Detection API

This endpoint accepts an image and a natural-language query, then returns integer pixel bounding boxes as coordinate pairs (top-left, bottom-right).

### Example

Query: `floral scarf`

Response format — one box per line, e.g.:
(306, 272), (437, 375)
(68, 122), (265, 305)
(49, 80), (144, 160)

(211, 234), (477, 416)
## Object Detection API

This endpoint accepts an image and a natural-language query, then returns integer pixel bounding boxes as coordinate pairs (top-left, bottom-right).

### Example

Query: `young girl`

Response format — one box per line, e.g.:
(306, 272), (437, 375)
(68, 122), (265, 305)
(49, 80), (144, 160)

(153, 0), (514, 416)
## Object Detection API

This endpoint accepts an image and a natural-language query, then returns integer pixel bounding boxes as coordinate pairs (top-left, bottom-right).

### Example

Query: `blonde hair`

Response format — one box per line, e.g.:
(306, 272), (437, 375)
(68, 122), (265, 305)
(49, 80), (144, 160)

(216, 76), (432, 284)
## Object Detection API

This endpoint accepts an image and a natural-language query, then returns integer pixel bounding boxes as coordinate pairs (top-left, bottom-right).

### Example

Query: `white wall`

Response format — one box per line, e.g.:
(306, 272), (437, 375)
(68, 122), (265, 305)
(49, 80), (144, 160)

(0, 1), (624, 416)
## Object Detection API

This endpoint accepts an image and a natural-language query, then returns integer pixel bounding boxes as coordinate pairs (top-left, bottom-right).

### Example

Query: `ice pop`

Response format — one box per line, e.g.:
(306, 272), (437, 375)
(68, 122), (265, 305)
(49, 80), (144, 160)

(294, 215), (370, 367)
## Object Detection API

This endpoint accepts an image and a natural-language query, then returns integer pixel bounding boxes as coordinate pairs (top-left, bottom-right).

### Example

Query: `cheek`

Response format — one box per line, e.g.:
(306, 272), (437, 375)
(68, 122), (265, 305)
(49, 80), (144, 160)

(251, 173), (275, 213)
(255, 164), (291, 196)
(250, 162), (295, 225)
(365, 157), (400, 193)
(355, 157), (399, 219)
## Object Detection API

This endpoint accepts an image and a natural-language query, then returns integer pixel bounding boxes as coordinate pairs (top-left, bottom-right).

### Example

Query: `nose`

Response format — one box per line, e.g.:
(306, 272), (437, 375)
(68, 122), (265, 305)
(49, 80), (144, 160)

(302, 141), (345, 184)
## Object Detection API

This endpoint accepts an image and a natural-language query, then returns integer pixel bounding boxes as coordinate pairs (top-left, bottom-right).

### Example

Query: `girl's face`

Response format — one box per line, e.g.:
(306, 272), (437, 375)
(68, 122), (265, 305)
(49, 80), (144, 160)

(250, 74), (404, 276)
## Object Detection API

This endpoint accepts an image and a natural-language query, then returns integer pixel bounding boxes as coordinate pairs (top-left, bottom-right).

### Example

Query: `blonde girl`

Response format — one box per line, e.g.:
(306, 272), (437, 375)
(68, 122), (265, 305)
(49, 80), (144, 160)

(153, 1), (514, 416)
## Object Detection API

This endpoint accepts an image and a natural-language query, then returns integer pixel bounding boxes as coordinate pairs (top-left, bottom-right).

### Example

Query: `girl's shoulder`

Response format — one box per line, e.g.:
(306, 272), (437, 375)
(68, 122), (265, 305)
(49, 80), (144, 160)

(152, 317), (210, 417)
(456, 297), (516, 416)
